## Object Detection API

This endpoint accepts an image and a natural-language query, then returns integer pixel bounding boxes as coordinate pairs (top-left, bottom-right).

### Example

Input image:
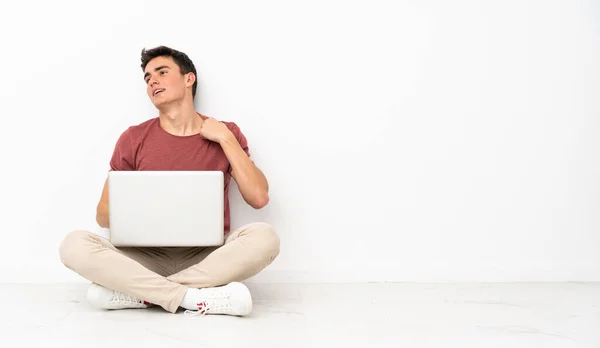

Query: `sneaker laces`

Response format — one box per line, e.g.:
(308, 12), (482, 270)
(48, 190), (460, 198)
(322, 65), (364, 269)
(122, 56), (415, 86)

(183, 288), (232, 317)
(109, 291), (147, 308)
(184, 301), (209, 317)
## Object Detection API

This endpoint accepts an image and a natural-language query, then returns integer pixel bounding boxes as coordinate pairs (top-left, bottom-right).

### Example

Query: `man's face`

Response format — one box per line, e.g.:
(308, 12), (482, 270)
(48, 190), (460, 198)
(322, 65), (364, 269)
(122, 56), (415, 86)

(143, 56), (192, 107)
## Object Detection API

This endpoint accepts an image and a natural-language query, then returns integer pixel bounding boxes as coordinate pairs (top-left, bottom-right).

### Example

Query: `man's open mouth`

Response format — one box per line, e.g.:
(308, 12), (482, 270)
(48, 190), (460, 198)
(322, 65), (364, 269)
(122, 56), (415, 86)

(153, 89), (165, 96)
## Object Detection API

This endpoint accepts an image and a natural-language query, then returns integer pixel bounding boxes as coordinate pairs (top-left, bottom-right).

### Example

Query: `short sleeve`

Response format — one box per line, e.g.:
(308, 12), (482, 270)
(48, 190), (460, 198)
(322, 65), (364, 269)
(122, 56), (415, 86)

(227, 122), (251, 158)
(226, 122), (252, 175)
(109, 128), (135, 171)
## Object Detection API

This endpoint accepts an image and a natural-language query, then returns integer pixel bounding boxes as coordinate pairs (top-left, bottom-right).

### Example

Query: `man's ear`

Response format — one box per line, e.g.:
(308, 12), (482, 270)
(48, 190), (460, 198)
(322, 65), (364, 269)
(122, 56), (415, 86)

(185, 72), (196, 87)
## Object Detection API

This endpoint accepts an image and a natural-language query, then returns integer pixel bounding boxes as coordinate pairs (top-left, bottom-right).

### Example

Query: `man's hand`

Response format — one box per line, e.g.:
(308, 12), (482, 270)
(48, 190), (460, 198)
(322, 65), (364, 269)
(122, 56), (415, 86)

(200, 118), (234, 144)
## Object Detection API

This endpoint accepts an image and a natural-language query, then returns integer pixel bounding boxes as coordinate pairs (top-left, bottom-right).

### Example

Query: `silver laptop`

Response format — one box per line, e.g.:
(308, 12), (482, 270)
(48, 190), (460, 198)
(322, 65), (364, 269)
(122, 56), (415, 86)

(108, 171), (224, 247)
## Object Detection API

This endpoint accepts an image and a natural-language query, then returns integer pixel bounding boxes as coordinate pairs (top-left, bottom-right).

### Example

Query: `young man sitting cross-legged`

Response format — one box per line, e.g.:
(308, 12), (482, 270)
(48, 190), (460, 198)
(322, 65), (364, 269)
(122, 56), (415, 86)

(58, 46), (280, 316)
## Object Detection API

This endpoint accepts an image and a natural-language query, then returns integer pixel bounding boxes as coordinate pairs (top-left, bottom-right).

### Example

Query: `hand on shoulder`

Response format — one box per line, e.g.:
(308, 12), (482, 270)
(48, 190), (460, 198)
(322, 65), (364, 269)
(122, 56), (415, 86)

(199, 117), (235, 144)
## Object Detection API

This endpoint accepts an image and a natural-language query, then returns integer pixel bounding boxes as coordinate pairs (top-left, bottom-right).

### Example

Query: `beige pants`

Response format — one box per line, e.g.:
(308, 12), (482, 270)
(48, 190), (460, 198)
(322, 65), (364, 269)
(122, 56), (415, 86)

(58, 222), (280, 313)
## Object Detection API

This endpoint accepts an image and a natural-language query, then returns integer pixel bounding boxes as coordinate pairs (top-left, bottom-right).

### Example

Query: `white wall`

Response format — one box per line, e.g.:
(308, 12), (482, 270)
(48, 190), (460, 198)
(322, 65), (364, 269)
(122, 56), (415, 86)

(1, 0), (599, 283)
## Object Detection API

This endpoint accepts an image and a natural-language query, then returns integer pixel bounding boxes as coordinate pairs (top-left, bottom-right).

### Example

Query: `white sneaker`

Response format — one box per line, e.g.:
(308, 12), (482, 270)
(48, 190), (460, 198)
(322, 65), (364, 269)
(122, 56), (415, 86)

(87, 283), (150, 310)
(182, 282), (252, 317)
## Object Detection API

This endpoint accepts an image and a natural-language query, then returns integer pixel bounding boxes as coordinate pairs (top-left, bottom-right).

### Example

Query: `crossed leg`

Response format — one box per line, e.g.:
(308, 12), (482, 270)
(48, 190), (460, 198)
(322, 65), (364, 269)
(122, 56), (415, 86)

(59, 222), (280, 313)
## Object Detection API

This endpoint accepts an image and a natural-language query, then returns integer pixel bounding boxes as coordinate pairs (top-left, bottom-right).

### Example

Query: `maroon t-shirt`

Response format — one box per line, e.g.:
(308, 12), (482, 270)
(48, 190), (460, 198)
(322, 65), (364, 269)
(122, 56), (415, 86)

(109, 114), (251, 234)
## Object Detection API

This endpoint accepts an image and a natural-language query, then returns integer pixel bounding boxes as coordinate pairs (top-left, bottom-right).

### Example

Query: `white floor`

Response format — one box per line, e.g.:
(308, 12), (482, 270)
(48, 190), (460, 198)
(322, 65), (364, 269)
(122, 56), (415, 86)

(1, 282), (599, 347)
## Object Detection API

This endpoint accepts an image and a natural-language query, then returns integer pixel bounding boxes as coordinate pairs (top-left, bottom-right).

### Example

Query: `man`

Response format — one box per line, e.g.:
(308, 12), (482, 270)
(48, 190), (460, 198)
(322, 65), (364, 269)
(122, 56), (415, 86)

(58, 46), (280, 317)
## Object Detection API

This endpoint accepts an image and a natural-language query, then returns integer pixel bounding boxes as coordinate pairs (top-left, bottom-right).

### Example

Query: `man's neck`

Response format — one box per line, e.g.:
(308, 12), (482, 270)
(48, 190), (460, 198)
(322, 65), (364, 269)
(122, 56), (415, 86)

(158, 101), (203, 136)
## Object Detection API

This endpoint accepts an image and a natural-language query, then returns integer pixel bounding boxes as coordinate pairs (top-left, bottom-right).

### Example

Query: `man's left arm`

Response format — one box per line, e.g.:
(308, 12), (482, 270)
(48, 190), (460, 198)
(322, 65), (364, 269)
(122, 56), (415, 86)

(219, 132), (270, 209)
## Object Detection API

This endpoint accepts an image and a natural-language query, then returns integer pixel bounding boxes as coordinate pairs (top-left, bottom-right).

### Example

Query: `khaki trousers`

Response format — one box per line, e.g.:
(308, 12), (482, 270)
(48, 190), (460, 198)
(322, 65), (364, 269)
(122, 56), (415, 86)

(58, 222), (280, 313)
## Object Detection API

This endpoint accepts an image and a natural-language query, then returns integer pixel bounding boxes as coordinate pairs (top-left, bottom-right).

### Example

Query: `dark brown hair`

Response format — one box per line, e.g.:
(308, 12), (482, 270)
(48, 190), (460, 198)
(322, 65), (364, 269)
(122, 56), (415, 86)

(140, 46), (198, 98)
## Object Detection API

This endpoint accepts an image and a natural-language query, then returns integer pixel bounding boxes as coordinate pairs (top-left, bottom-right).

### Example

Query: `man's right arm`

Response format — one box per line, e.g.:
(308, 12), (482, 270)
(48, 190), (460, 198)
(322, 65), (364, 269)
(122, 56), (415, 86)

(96, 178), (110, 228)
(98, 126), (135, 228)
